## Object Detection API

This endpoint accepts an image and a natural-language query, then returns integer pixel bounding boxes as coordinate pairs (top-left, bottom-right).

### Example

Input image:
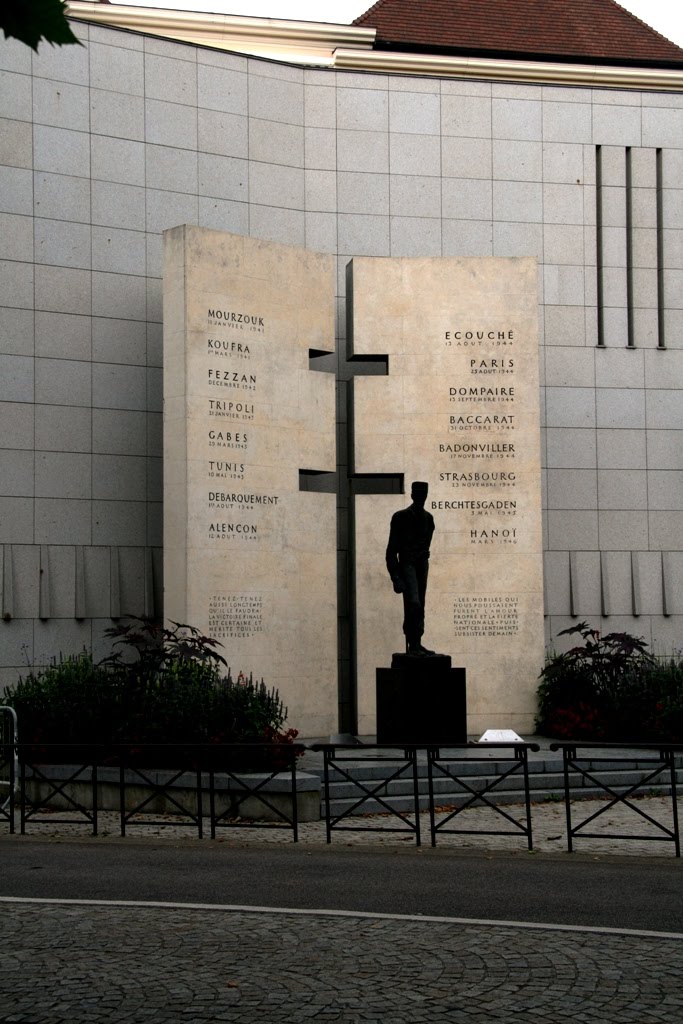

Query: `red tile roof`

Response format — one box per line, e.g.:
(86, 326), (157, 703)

(353, 0), (683, 66)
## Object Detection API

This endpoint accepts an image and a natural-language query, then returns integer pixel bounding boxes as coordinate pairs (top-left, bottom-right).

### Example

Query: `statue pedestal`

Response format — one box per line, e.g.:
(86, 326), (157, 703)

(376, 654), (467, 745)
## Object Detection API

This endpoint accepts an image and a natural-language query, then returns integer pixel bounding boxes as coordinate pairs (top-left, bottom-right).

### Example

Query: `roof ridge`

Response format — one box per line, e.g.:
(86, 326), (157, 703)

(352, 0), (390, 24)
(351, 0), (683, 66)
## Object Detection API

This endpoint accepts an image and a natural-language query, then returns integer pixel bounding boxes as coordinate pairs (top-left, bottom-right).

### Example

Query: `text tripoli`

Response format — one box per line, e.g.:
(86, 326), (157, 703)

(208, 492), (279, 505)
(209, 400), (254, 413)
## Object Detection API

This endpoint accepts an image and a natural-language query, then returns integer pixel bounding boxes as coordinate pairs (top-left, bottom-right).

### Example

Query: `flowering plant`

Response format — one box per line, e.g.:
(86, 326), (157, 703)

(3, 617), (294, 766)
(536, 622), (682, 742)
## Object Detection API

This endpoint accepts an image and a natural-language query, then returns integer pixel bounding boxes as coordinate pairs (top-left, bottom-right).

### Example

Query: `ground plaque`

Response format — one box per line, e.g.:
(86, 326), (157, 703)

(350, 257), (544, 736)
(163, 226), (337, 737)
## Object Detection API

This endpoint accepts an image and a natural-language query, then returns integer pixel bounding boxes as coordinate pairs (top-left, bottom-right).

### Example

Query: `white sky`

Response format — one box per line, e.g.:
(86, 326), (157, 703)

(117, 0), (683, 48)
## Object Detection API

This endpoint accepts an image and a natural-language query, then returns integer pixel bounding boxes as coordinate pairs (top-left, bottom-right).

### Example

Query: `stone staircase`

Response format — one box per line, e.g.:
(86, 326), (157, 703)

(301, 751), (683, 819)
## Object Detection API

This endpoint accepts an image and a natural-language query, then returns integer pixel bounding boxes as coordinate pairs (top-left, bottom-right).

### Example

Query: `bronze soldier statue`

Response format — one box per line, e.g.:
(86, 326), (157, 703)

(386, 481), (436, 656)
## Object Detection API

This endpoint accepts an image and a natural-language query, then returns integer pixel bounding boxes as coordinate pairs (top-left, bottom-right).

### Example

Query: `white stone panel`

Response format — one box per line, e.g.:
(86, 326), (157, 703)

(349, 256), (544, 736)
(163, 226), (337, 737)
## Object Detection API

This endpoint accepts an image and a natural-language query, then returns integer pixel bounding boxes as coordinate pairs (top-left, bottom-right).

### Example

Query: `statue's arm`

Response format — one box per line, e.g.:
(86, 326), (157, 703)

(386, 516), (404, 591)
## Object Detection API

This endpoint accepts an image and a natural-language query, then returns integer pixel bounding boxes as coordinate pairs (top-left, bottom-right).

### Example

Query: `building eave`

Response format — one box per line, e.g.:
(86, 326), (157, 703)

(66, 2), (683, 88)
(66, 2), (376, 64)
(332, 47), (683, 90)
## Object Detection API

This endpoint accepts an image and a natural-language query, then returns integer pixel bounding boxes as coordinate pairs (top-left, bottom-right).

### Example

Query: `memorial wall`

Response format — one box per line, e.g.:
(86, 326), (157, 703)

(164, 235), (544, 737)
(350, 257), (544, 736)
(163, 226), (338, 737)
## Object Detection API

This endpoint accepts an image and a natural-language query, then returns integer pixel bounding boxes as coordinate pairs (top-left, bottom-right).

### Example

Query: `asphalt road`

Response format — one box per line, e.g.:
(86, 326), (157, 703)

(1, 837), (681, 933)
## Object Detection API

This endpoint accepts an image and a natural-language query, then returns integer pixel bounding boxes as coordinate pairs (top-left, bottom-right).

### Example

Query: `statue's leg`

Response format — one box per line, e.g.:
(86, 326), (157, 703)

(401, 564), (422, 649)
(416, 560), (429, 639)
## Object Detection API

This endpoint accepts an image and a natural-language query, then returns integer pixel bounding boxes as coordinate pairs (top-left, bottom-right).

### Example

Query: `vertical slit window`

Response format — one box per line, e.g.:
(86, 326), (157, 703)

(600, 552), (610, 616)
(1, 545), (13, 621)
(662, 551), (672, 617)
(656, 148), (665, 349)
(630, 551), (641, 617)
(75, 546), (86, 620)
(596, 146), (605, 347)
(110, 547), (121, 619)
(569, 551), (579, 616)
(625, 147), (635, 347)
(39, 545), (50, 621)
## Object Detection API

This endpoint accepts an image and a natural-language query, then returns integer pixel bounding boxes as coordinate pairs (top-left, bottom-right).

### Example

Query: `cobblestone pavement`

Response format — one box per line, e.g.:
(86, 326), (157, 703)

(4, 795), (681, 857)
(1, 899), (682, 1024)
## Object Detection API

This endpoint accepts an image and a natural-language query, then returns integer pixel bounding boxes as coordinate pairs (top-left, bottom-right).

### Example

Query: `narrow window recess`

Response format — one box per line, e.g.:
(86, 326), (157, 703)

(625, 147), (635, 348)
(596, 145), (605, 348)
(656, 148), (666, 349)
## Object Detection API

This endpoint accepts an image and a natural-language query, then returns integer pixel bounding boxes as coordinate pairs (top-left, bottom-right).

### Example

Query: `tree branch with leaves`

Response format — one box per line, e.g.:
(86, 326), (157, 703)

(2, 0), (82, 52)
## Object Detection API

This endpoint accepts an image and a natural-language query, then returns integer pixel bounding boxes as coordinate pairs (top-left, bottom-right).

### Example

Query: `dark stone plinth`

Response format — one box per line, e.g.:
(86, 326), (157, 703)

(376, 659), (467, 746)
(391, 652), (451, 670)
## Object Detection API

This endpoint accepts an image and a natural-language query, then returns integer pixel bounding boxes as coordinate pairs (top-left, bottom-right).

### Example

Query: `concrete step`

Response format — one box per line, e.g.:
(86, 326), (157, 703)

(316, 758), (565, 781)
(322, 767), (683, 803)
(314, 757), (683, 817)
(311, 755), (682, 782)
(322, 773), (550, 802)
(324, 781), (679, 819)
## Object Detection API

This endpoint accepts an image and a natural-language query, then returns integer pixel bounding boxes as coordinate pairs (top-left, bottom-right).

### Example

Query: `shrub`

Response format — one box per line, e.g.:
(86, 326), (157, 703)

(2, 618), (299, 767)
(536, 622), (683, 743)
(638, 659), (683, 743)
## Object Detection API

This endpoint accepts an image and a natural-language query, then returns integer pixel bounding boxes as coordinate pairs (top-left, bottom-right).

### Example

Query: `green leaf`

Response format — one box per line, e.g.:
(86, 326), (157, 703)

(2, 0), (82, 52)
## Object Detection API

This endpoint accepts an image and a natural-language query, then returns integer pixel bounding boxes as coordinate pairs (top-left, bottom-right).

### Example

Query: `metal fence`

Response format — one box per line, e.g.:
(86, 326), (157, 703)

(427, 743), (535, 849)
(311, 742), (539, 848)
(6, 743), (304, 841)
(312, 744), (424, 844)
(2, 738), (681, 855)
(0, 706), (18, 832)
(550, 742), (681, 857)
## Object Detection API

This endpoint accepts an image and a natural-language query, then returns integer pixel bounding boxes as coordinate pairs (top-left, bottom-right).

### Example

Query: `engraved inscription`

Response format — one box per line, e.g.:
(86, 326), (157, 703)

(453, 595), (520, 637)
(208, 593), (264, 640)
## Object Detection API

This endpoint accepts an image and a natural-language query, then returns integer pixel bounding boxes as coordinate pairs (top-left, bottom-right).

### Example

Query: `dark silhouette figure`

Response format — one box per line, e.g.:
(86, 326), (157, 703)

(386, 481), (436, 656)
